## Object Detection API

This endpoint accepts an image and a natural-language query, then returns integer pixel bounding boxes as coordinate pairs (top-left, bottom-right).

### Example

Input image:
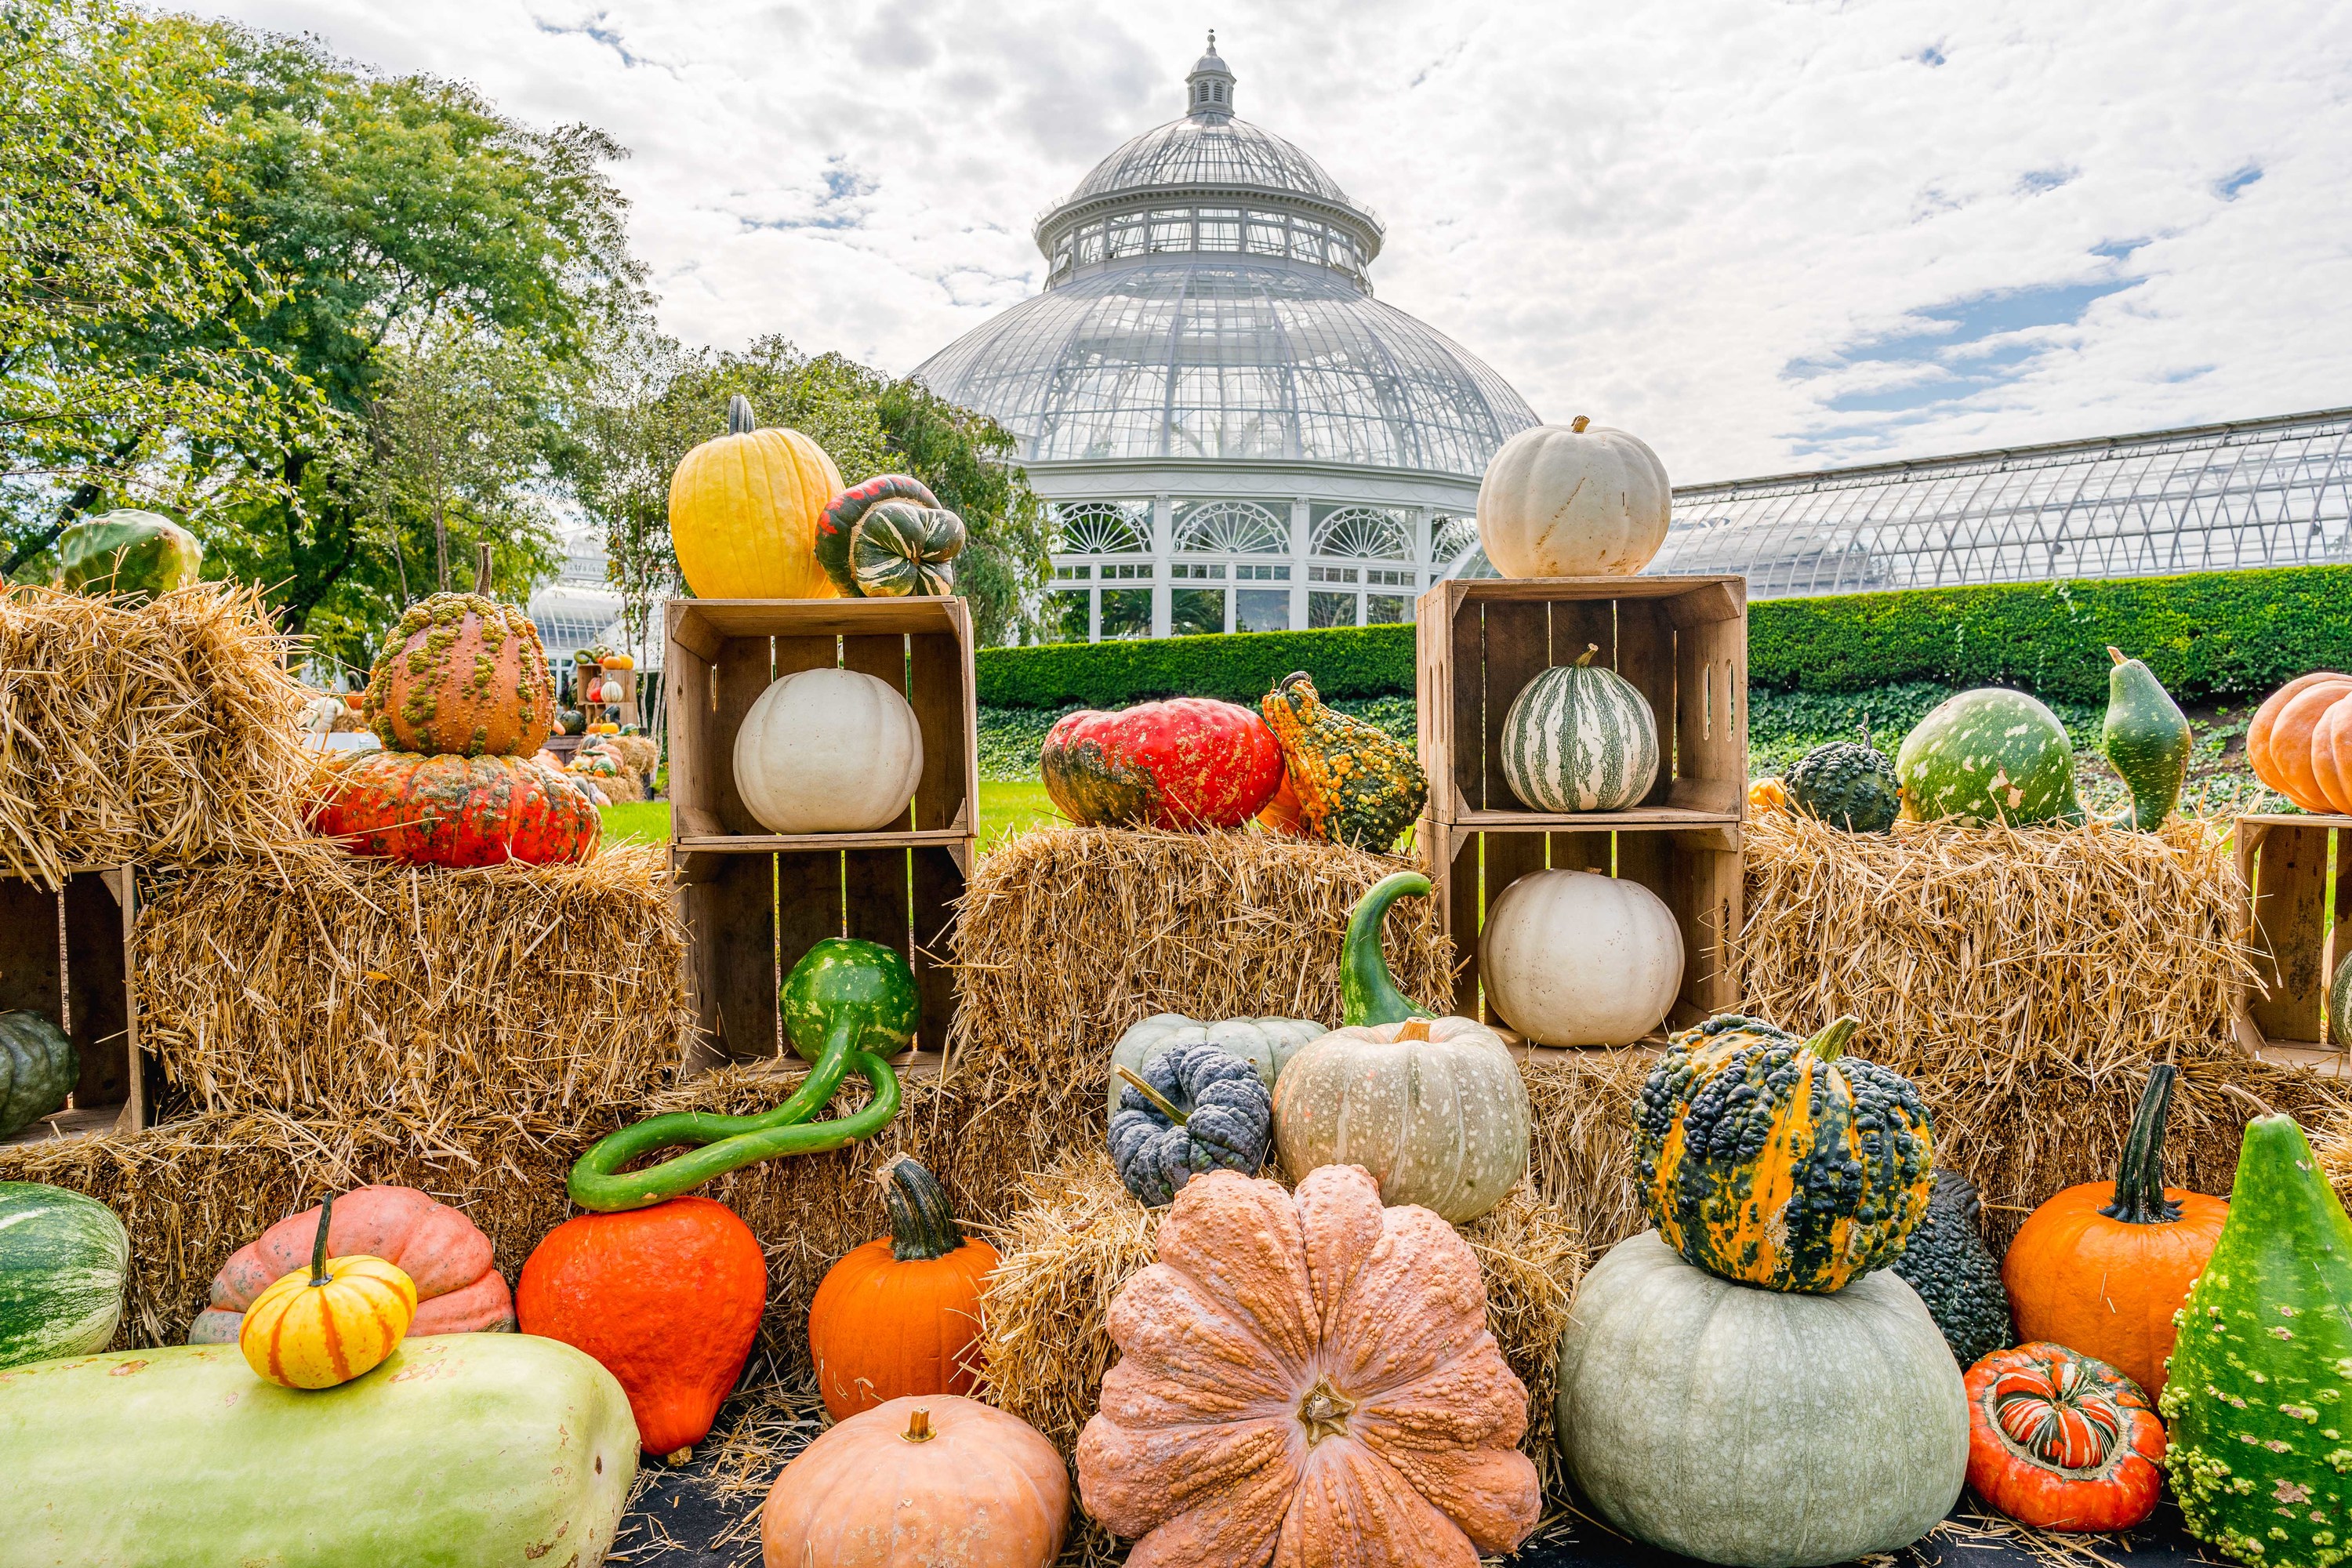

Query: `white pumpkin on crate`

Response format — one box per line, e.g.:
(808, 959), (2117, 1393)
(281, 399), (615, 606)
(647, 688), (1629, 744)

(1500, 646), (1660, 811)
(1476, 416), (1671, 577)
(1479, 869), (1682, 1045)
(732, 666), (924, 833)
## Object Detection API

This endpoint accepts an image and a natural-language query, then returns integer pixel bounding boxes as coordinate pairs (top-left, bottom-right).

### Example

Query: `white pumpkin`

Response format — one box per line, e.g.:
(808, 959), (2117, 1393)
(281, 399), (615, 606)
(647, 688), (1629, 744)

(1476, 416), (1671, 578)
(732, 666), (924, 834)
(1104, 1013), (1323, 1120)
(1555, 1232), (1968, 1567)
(1500, 649), (1660, 812)
(1479, 869), (1682, 1046)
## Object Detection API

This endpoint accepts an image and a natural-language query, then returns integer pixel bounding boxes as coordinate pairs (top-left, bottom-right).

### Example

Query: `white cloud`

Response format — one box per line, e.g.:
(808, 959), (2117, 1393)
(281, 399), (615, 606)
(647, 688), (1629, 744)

(198, 0), (2352, 483)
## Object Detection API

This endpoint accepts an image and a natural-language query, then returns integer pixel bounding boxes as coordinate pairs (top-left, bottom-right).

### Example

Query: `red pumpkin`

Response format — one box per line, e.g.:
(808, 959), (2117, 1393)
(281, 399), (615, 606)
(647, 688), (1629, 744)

(310, 750), (600, 868)
(1964, 1343), (2165, 1532)
(361, 592), (556, 757)
(1039, 697), (1282, 831)
(517, 1196), (768, 1457)
(188, 1184), (513, 1345)
(807, 1156), (999, 1421)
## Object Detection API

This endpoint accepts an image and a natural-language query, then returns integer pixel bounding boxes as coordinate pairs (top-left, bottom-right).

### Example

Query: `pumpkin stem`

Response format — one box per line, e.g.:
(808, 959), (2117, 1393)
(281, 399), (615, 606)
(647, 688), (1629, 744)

(1114, 1064), (1189, 1127)
(878, 1153), (965, 1262)
(1570, 415), (1591, 434)
(904, 1407), (933, 1443)
(1396, 1018), (1432, 1042)
(1802, 1016), (1859, 1062)
(1573, 643), (1599, 668)
(727, 394), (757, 436)
(1341, 871), (1438, 1028)
(307, 1192), (335, 1287)
(2100, 1064), (2185, 1225)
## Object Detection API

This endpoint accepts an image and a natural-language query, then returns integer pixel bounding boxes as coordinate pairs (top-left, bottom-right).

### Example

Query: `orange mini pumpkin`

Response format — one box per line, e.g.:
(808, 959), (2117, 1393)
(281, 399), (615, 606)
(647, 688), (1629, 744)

(2000, 1065), (2227, 1401)
(808, 1156), (999, 1421)
(238, 1192), (418, 1390)
(2259, 679), (2352, 812)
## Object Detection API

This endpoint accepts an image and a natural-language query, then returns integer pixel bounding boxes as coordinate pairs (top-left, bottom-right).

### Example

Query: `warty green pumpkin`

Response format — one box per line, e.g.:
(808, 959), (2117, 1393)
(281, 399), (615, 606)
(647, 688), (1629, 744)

(1635, 1013), (1934, 1293)
(1108, 1042), (1272, 1206)
(1784, 735), (1900, 833)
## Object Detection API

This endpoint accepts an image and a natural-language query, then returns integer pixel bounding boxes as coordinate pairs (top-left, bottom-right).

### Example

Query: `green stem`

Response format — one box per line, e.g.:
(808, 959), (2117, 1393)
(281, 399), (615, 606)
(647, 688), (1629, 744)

(1802, 1016), (1859, 1062)
(2100, 1064), (2184, 1225)
(880, 1156), (964, 1261)
(1113, 1063), (1189, 1125)
(1341, 871), (1439, 1027)
(308, 1192), (334, 1287)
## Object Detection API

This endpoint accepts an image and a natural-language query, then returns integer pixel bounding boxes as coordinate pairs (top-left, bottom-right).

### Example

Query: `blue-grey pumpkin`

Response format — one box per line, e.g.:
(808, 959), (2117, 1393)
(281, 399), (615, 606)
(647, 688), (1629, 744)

(1107, 1042), (1272, 1207)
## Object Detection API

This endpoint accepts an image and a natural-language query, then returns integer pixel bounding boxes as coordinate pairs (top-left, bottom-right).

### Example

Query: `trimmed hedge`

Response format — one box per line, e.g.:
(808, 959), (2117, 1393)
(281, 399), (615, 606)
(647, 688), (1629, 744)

(978, 564), (2352, 710)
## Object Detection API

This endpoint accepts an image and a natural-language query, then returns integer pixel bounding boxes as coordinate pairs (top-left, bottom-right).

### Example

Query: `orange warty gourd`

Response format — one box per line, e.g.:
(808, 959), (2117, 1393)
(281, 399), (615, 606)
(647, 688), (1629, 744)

(2000, 1065), (2227, 1401)
(761, 1396), (1069, 1568)
(668, 394), (843, 601)
(2247, 671), (2347, 786)
(238, 1193), (418, 1390)
(517, 1196), (767, 1457)
(361, 593), (555, 757)
(807, 1156), (1000, 1421)
(1076, 1163), (1542, 1568)
(2252, 677), (2352, 813)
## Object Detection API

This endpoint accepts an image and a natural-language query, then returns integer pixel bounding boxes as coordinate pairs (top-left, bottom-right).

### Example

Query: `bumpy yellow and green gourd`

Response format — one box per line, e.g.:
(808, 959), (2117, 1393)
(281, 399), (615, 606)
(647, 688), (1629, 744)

(2162, 1114), (2352, 1568)
(1258, 670), (1426, 851)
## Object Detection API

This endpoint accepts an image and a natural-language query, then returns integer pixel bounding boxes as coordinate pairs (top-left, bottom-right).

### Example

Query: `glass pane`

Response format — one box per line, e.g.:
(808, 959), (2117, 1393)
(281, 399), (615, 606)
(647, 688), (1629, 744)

(1106, 220), (1143, 257)
(1052, 590), (1092, 643)
(1309, 592), (1359, 629)
(1100, 589), (1152, 640)
(1366, 593), (1414, 625)
(1149, 216), (1190, 252)
(1169, 588), (1225, 637)
(1076, 228), (1104, 264)
(1236, 589), (1290, 633)
(1247, 221), (1285, 255)
(1199, 219), (1240, 251)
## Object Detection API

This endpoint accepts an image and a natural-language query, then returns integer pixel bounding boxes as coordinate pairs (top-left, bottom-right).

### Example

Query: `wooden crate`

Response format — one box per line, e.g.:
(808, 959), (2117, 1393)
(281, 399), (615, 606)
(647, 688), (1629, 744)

(0, 868), (145, 1145)
(1416, 576), (1748, 829)
(665, 598), (977, 1066)
(2235, 813), (2352, 1060)
(1421, 819), (1743, 1033)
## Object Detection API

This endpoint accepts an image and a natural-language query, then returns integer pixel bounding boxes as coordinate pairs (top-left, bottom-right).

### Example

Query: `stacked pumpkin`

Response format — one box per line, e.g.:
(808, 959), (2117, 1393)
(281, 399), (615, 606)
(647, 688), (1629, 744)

(310, 592), (600, 868)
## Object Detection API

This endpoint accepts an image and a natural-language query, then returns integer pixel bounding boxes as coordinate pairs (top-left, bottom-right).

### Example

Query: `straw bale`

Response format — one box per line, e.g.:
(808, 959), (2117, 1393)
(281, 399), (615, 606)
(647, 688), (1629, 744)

(946, 825), (1454, 1198)
(1523, 1048), (1657, 1254)
(139, 840), (693, 1123)
(971, 1152), (1584, 1490)
(0, 583), (314, 884)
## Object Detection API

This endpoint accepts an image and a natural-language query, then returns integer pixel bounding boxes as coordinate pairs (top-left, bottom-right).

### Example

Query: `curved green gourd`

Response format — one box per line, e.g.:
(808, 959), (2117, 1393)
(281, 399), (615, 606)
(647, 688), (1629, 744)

(2102, 647), (2193, 830)
(1341, 871), (1437, 1027)
(568, 938), (917, 1212)
(2161, 1114), (2352, 1568)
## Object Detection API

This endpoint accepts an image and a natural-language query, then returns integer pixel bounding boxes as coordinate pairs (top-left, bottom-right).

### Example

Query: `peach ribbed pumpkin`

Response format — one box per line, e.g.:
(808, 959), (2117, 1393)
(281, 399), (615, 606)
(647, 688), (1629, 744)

(1075, 1163), (1541, 1568)
(2314, 695), (2352, 813)
(2247, 671), (2347, 784)
(761, 1396), (1068, 1568)
(238, 1194), (418, 1389)
(2261, 680), (2352, 812)
(668, 394), (843, 601)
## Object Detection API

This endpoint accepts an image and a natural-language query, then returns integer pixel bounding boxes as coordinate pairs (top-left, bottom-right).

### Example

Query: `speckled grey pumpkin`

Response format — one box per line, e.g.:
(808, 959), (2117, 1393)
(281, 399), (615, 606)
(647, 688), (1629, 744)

(1270, 1015), (1529, 1224)
(1555, 1231), (1968, 1568)
(1108, 1042), (1273, 1207)
(1103, 1013), (1324, 1120)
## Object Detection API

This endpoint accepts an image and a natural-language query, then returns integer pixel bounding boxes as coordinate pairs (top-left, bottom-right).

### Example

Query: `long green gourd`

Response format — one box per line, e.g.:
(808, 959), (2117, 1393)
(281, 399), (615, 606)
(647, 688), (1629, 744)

(1340, 871), (1438, 1027)
(2103, 646), (2193, 829)
(2161, 1114), (2352, 1568)
(568, 937), (918, 1212)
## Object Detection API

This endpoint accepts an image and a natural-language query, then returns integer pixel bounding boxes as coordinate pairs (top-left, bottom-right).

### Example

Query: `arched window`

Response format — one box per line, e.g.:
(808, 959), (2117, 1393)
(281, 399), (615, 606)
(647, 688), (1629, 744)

(1174, 499), (1288, 554)
(1312, 506), (1412, 561)
(1055, 500), (1150, 554)
(1431, 515), (1479, 563)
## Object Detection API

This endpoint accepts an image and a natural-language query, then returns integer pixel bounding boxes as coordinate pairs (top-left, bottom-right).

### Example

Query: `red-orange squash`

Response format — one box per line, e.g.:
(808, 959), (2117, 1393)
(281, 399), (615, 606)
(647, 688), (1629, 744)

(190, 1185), (513, 1345)
(310, 750), (600, 868)
(2314, 695), (2352, 813)
(2249, 672), (2347, 790)
(2000, 1065), (2227, 1401)
(517, 1196), (768, 1457)
(361, 593), (555, 757)
(1040, 698), (1283, 831)
(1076, 1163), (1541, 1567)
(807, 1156), (999, 1421)
(1964, 1342), (2165, 1532)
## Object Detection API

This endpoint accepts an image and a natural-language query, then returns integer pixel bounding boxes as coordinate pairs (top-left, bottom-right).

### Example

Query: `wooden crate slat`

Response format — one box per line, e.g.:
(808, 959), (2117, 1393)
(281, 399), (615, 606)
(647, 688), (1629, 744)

(1617, 597), (1676, 808)
(0, 869), (140, 1137)
(1448, 596), (1481, 813)
(713, 635), (776, 835)
(2245, 819), (2337, 1047)
(698, 854), (784, 1060)
(843, 846), (909, 954)
(909, 844), (964, 1059)
(909, 604), (975, 834)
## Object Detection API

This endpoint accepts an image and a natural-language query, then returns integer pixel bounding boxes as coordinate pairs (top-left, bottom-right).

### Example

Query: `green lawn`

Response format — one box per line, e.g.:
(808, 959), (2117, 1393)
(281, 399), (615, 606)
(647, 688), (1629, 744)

(597, 781), (1066, 851)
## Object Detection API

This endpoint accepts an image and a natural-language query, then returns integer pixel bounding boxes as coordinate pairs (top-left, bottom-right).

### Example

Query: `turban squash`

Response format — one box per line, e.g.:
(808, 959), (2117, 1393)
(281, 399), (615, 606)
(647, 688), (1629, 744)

(1075, 1164), (1541, 1568)
(815, 474), (966, 598)
(1963, 1342), (2164, 1532)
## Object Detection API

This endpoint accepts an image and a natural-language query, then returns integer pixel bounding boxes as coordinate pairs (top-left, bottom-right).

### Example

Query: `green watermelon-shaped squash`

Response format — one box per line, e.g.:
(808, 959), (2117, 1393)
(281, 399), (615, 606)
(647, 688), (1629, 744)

(1499, 645), (1659, 812)
(0, 1182), (129, 1370)
(0, 1010), (77, 1139)
(2103, 647), (2193, 830)
(57, 510), (204, 601)
(1897, 688), (2085, 826)
(1785, 735), (1900, 833)
(2332, 948), (2352, 1051)
(2161, 1115), (2352, 1568)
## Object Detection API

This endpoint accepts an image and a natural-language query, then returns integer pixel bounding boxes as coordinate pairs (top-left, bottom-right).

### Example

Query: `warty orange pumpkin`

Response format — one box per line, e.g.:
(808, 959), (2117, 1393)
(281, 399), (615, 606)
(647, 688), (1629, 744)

(361, 593), (554, 757)
(807, 1156), (999, 1421)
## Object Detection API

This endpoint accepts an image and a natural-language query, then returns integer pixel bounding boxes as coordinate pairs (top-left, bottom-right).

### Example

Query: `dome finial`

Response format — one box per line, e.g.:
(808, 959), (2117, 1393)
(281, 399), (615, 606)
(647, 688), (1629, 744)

(1188, 31), (1235, 120)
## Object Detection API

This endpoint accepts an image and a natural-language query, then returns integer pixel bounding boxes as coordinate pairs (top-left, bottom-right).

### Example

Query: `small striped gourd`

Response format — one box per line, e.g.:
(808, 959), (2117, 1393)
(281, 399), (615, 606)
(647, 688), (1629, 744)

(1499, 646), (1658, 812)
(238, 1194), (417, 1390)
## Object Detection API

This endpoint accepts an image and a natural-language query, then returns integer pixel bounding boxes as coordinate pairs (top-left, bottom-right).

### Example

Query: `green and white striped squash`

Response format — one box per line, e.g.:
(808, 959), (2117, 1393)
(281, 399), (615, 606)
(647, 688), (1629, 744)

(1500, 648), (1659, 812)
(0, 1182), (129, 1370)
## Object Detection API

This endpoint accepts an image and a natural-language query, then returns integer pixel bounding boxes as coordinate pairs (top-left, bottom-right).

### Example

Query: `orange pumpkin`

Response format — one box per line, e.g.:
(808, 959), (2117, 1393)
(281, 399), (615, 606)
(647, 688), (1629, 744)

(1076, 1163), (1542, 1567)
(1748, 776), (1788, 813)
(2248, 672), (2347, 786)
(361, 593), (556, 757)
(1256, 769), (1308, 837)
(517, 1196), (768, 1457)
(761, 1396), (1068, 1568)
(238, 1193), (418, 1390)
(807, 1156), (1000, 1421)
(2257, 679), (2352, 812)
(2000, 1065), (2227, 1401)
(2314, 695), (2352, 813)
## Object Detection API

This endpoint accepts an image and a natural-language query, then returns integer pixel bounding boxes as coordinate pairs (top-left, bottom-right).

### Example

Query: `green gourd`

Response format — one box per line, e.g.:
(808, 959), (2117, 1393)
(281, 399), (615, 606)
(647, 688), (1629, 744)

(1897, 688), (2085, 826)
(2103, 648), (2193, 829)
(1784, 734), (1900, 833)
(2161, 1115), (2352, 1568)
(57, 510), (202, 601)
(0, 1010), (78, 1138)
(1340, 871), (1438, 1027)
(1888, 1169), (2012, 1367)
(568, 938), (916, 1211)
(2333, 948), (2352, 1051)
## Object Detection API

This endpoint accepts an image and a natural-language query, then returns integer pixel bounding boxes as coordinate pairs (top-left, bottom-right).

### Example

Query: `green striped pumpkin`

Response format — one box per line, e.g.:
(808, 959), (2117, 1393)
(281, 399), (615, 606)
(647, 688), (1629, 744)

(1501, 647), (1659, 812)
(0, 1182), (129, 1370)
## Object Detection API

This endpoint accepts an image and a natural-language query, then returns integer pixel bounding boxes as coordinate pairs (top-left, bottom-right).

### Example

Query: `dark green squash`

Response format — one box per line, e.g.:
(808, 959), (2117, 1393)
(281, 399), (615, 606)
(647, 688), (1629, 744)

(1889, 1170), (2012, 1367)
(1785, 734), (1900, 833)
(0, 1011), (78, 1139)
(2102, 648), (2192, 829)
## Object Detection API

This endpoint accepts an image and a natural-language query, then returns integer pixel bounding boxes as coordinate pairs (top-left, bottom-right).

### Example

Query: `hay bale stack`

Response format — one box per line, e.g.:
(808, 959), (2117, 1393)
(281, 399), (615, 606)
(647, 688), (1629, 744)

(974, 1153), (1584, 1490)
(139, 840), (693, 1122)
(0, 583), (314, 885)
(1523, 1047), (1657, 1251)
(947, 825), (1454, 1197)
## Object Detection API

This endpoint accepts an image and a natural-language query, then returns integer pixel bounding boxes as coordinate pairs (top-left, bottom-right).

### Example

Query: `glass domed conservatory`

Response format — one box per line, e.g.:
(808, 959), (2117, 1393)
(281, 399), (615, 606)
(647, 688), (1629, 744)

(913, 37), (1536, 641)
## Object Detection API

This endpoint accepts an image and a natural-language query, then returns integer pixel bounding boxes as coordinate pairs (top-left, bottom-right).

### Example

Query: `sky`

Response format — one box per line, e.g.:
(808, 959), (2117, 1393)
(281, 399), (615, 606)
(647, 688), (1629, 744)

(201, 0), (2352, 485)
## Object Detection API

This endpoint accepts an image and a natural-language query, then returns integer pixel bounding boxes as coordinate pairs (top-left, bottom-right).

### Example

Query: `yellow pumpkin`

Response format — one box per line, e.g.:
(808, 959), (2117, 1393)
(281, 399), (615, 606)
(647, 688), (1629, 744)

(239, 1194), (419, 1389)
(668, 394), (843, 601)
